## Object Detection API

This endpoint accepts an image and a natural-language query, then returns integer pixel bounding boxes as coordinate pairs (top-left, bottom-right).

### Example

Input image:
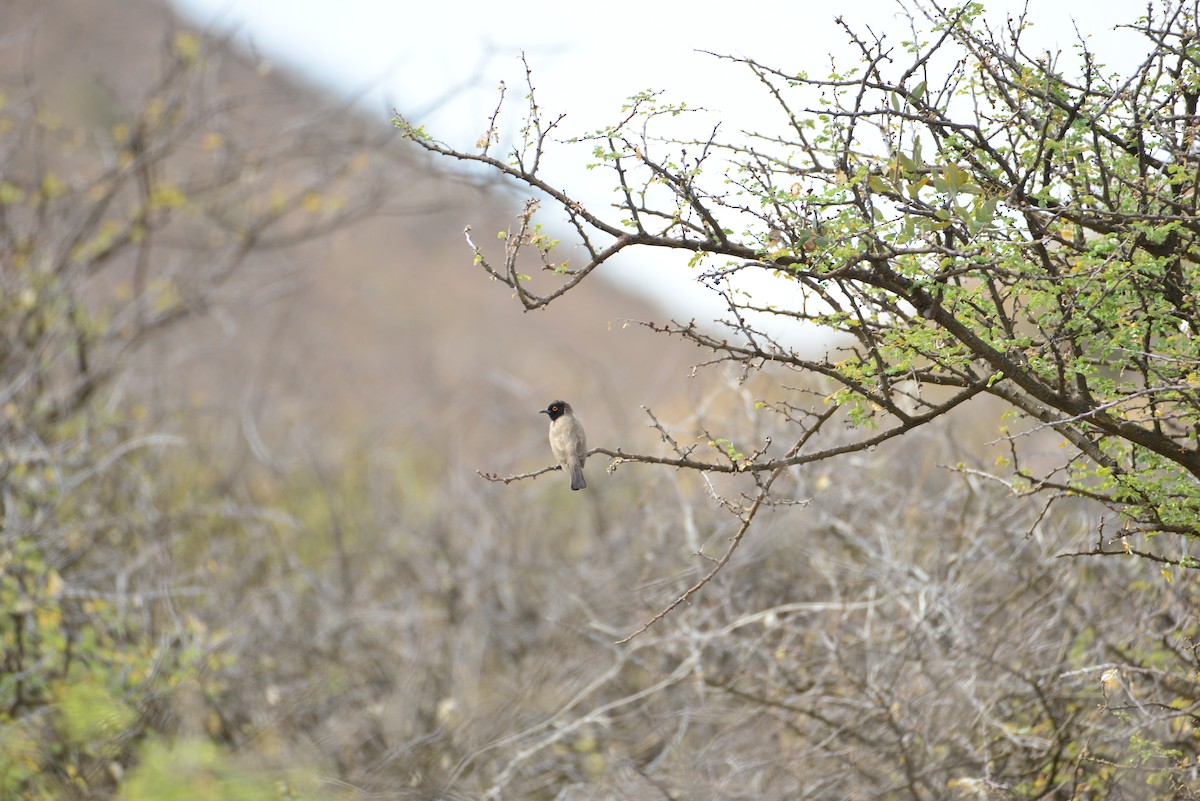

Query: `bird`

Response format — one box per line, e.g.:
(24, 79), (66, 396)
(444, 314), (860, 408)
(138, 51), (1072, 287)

(540, 400), (587, 490)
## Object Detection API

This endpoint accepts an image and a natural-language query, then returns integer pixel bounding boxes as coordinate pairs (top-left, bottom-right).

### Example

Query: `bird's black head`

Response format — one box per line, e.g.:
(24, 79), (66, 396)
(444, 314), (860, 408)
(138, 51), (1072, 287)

(540, 400), (570, 421)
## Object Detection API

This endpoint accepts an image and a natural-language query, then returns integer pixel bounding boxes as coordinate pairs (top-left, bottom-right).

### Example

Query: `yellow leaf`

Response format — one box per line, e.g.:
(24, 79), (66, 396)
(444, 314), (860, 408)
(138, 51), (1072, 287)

(201, 131), (224, 150)
(150, 184), (187, 209)
(41, 173), (66, 200)
(35, 605), (61, 629)
(0, 181), (22, 205)
(37, 110), (62, 132)
(151, 280), (181, 313)
(583, 753), (606, 778)
(172, 31), (202, 65)
(142, 97), (164, 127)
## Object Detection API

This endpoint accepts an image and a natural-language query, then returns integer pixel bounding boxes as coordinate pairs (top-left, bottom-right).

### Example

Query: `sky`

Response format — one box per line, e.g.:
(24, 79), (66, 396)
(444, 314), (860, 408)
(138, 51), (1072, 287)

(170, 0), (1145, 333)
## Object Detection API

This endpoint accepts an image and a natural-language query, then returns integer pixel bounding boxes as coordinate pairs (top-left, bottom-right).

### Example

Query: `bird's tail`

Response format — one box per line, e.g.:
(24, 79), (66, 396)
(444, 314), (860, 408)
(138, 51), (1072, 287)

(570, 463), (587, 491)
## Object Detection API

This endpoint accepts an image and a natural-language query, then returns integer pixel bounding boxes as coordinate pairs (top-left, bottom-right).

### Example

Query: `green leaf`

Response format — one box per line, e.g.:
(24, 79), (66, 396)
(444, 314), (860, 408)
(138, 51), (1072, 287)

(868, 174), (894, 193)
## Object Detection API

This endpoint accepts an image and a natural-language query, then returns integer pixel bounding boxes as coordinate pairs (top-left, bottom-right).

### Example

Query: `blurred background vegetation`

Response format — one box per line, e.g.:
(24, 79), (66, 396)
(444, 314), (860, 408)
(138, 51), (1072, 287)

(0, 1), (1196, 799)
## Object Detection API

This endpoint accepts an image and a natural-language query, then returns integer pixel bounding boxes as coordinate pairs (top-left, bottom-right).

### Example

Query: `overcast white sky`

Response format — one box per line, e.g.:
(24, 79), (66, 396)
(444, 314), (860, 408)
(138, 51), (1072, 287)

(170, 0), (1139, 130)
(170, 0), (1145, 331)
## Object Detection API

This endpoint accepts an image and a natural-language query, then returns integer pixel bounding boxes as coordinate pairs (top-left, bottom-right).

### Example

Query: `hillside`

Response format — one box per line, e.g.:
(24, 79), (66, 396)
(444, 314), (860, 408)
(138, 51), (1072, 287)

(4, 0), (698, 472)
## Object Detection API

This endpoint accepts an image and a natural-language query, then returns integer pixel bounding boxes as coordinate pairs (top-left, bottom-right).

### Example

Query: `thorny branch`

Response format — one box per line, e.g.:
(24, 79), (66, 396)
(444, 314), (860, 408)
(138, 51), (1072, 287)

(400, 1), (1200, 617)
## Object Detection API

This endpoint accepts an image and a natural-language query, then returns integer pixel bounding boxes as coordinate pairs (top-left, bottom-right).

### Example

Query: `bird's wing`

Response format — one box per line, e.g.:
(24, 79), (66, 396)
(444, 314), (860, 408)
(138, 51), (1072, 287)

(573, 418), (587, 461)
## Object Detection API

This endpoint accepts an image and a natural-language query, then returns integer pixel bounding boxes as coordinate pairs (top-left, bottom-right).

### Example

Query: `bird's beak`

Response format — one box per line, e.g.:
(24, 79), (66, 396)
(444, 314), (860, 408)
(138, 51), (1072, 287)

(538, 409), (549, 415)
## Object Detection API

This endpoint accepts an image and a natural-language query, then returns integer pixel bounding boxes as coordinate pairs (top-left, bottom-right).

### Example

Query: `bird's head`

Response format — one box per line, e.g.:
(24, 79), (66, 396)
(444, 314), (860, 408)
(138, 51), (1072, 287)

(540, 400), (571, 421)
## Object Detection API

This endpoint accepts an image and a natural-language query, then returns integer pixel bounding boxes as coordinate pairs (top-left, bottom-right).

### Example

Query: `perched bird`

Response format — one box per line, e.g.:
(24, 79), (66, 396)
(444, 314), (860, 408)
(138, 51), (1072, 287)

(540, 400), (587, 490)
